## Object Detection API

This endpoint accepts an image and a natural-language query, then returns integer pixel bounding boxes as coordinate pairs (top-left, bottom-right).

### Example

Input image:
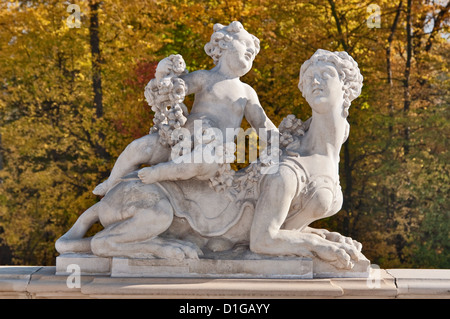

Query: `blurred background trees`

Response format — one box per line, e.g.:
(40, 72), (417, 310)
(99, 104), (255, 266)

(0, 0), (448, 267)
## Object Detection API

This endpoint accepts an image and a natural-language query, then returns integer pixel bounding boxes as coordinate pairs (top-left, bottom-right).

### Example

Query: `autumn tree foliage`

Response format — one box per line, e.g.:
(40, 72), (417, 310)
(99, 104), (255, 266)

(0, 0), (448, 267)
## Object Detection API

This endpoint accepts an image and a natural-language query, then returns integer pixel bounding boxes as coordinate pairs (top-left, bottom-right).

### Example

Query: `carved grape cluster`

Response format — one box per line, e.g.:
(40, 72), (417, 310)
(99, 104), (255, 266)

(205, 137), (237, 193)
(209, 163), (236, 193)
(278, 114), (308, 148)
(144, 54), (189, 147)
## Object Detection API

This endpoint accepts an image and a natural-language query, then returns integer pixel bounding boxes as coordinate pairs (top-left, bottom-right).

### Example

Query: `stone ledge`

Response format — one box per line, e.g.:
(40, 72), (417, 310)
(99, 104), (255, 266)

(0, 266), (449, 299)
(386, 269), (450, 298)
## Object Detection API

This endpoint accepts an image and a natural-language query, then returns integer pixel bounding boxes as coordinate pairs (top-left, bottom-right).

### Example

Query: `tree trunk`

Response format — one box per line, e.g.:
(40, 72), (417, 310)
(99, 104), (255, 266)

(386, 1), (403, 134)
(88, 0), (109, 160)
(328, 0), (352, 234)
(328, 0), (348, 52)
(403, 0), (412, 156)
(89, 0), (103, 119)
(425, 2), (450, 52)
(0, 133), (3, 171)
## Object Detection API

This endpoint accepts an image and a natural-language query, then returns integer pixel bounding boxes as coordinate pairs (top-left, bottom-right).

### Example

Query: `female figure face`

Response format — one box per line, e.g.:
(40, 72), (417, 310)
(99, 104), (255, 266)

(301, 62), (345, 114)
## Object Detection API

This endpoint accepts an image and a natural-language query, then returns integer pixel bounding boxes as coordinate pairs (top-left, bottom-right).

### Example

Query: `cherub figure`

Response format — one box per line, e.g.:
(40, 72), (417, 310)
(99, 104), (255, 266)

(93, 21), (277, 196)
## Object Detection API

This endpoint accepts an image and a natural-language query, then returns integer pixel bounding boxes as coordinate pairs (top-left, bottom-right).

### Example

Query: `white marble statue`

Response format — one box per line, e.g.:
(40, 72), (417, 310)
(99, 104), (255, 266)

(55, 22), (369, 273)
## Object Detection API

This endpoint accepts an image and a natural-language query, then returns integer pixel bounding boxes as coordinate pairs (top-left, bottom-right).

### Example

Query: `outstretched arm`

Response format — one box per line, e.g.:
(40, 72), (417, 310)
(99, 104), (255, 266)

(179, 70), (208, 95)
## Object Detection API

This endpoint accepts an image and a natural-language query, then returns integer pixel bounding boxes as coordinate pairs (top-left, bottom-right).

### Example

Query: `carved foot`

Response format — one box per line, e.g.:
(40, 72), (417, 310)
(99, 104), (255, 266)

(151, 237), (204, 260)
(310, 240), (359, 269)
(302, 229), (368, 270)
(93, 180), (110, 196)
(138, 167), (158, 184)
(304, 227), (363, 251)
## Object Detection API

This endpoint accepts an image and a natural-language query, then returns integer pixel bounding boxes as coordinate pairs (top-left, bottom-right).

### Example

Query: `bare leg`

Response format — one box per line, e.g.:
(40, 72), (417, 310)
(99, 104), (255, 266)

(90, 197), (201, 259)
(55, 203), (100, 254)
(138, 145), (220, 184)
(93, 133), (170, 196)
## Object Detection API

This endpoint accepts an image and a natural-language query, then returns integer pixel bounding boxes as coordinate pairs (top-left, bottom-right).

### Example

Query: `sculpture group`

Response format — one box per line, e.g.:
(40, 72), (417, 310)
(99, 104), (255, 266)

(56, 21), (369, 274)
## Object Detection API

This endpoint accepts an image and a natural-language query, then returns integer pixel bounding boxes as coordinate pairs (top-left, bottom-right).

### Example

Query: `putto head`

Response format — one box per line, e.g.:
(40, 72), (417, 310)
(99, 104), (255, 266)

(204, 21), (260, 65)
(298, 49), (363, 117)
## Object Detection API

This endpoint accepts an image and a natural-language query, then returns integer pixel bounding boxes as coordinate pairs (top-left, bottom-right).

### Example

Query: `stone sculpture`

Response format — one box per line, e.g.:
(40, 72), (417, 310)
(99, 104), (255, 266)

(55, 21), (370, 278)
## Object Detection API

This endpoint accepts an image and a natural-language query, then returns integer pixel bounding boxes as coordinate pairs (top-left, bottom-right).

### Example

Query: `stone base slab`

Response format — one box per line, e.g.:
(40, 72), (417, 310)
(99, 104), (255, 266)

(56, 253), (111, 276)
(56, 253), (313, 279)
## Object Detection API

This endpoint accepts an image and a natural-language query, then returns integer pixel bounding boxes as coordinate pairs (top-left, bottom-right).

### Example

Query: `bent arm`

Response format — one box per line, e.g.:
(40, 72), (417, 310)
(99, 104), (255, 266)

(249, 167), (305, 255)
(244, 86), (279, 144)
(249, 166), (358, 268)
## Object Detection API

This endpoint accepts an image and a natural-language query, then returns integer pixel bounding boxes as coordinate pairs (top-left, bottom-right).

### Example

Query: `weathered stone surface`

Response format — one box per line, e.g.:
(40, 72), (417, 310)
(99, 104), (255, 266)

(386, 269), (450, 298)
(110, 256), (313, 279)
(56, 253), (111, 275)
(313, 255), (371, 278)
(0, 266), (42, 298)
(81, 276), (343, 299)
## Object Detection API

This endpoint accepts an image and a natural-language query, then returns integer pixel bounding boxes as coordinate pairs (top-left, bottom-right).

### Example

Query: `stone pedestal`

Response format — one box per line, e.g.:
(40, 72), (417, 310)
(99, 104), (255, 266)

(56, 253), (313, 279)
(56, 253), (111, 276)
(55, 251), (370, 279)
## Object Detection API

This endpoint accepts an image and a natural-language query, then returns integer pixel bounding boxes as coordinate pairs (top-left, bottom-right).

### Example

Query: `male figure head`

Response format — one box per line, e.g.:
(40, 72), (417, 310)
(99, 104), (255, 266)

(204, 21), (260, 77)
